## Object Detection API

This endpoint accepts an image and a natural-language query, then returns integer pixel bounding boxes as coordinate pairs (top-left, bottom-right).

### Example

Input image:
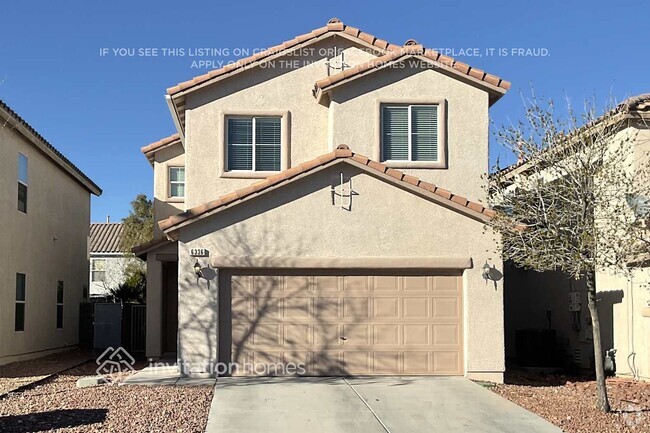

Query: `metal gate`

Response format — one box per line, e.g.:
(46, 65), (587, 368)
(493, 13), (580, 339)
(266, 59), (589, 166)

(93, 303), (122, 349)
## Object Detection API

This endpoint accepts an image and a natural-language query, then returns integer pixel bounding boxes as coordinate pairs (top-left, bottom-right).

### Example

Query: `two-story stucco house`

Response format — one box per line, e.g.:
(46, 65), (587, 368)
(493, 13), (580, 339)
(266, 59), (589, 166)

(135, 19), (510, 381)
(0, 99), (101, 365)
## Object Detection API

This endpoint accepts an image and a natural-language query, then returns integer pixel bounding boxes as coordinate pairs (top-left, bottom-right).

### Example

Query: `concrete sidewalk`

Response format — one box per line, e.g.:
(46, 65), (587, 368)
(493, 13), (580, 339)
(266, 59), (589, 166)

(205, 376), (562, 433)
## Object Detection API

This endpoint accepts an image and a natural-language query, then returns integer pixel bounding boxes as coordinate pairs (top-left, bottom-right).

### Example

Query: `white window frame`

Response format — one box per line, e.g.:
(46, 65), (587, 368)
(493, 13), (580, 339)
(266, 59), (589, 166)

(56, 280), (64, 330)
(225, 116), (282, 172)
(381, 104), (439, 162)
(18, 153), (28, 213)
(219, 110), (290, 179)
(168, 166), (185, 199)
(375, 99), (447, 169)
(91, 259), (106, 283)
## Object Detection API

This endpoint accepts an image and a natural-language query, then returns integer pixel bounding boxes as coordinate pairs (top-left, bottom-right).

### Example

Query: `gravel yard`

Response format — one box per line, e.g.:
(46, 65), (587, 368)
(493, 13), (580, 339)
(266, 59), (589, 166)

(0, 349), (91, 396)
(0, 361), (213, 432)
(492, 372), (650, 433)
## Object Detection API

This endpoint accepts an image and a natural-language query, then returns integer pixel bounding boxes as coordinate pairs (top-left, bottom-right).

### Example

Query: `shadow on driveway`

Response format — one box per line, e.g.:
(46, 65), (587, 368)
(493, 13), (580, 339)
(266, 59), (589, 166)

(0, 408), (107, 432)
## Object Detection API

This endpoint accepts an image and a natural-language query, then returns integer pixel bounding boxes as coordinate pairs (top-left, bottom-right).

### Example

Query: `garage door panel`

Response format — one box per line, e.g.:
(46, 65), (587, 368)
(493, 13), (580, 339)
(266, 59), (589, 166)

(373, 351), (400, 373)
(373, 324), (400, 345)
(403, 276), (429, 291)
(373, 276), (399, 291)
(433, 351), (461, 374)
(343, 297), (370, 318)
(373, 297), (399, 318)
(432, 297), (461, 319)
(344, 276), (370, 291)
(404, 324), (430, 345)
(403, 297), (430, 318)
(433, 324), (461, 345)
(404, 351), (430, 373)
(230, 272), (463, 376)
(284, 297), (311, 318)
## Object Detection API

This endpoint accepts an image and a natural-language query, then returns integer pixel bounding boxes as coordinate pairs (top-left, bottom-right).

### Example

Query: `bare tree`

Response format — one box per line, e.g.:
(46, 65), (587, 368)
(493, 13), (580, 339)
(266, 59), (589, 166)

(488, 93), (650, 412)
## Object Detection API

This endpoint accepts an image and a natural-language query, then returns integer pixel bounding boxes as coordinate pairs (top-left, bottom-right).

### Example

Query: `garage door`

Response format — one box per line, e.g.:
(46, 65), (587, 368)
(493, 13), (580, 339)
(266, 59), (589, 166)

(227, 273), (463, 376)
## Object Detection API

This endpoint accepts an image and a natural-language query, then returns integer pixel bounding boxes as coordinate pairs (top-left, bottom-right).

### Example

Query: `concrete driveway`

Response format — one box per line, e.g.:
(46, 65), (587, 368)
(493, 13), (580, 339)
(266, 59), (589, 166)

(205, 377), (562, 433)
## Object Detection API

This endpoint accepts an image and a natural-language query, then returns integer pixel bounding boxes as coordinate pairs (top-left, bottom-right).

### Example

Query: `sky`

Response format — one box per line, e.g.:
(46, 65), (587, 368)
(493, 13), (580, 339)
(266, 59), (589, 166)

(0, 0), (647, 222)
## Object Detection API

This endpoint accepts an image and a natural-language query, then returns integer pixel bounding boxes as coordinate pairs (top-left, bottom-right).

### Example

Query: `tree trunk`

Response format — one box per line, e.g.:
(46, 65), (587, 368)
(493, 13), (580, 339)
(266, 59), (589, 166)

(585, 271), (611, 412)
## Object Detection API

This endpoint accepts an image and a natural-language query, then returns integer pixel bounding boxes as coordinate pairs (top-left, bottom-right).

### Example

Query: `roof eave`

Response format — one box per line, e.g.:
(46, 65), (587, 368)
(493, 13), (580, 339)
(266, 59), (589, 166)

(0, 103), (102, 196)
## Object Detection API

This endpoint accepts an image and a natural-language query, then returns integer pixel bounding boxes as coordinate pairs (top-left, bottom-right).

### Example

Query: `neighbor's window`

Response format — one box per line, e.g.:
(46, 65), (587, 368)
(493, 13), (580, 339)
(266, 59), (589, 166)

(56, 281), (64, 329)
(91, 259), (106, 282)
(226, 116), (281, 171)
(18, 153), (28, 213)
(15, 273), (26, 332)
(169, 167), (185, 198)
(381, 105), (439, 162)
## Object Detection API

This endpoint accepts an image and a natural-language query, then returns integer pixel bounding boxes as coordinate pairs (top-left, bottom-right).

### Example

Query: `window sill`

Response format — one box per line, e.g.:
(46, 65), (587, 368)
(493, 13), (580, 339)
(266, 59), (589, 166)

(220, 170), (280, 179)
(381, 160), (447, 169)
(166, 197), (185, 203)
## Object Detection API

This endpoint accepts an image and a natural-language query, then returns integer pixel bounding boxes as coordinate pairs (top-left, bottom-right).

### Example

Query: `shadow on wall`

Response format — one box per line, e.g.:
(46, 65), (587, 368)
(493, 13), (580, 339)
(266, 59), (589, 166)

(0, 409), (108, 432)
(177, 220), (356, 377)
(503, 262), (623, 370)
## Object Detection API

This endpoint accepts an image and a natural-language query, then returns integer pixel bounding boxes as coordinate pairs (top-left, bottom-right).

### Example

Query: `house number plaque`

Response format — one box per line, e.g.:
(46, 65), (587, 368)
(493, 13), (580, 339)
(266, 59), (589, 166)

(190, 248), (209, 257)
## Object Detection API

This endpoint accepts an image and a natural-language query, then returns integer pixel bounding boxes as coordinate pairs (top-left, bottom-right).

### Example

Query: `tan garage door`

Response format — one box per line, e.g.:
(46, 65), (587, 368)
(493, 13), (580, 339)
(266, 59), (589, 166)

(228, 273), (463, 376)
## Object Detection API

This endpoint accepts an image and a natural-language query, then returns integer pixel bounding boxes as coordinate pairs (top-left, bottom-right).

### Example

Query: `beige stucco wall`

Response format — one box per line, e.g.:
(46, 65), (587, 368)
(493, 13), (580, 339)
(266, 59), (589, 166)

(329, 67), (489, 201)
(174, 162), (504, 381)
(153, 144), (185, 237)
(0, 126), (91, 364)
(597, 269), (650, 380)
(183, 40), (489, 208)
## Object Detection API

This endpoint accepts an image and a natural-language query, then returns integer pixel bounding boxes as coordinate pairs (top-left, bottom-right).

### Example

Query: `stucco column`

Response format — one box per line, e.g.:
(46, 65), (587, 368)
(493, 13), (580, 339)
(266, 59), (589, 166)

(146, 256), (163, 358)
(177, 241), (218, 376)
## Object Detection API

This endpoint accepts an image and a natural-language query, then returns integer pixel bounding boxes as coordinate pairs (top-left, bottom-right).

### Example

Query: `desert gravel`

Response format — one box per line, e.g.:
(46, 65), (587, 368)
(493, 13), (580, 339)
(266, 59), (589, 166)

(0, 349), (91, 396)
(0, 362), (214, 432)
(492, 372), (650, 433)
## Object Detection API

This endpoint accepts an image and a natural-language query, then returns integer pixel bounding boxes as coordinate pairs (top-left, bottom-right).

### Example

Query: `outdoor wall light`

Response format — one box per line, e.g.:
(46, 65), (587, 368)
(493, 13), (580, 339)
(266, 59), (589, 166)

(193, 260), (203, 279)
(482, 261), (503, 283)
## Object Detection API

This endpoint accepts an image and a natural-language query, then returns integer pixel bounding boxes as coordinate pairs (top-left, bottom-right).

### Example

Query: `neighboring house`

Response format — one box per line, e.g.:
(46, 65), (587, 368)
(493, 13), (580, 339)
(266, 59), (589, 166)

(135, 19), (511, 381)
(501, 94), (650, 379)
(0, 99), (101, 365)
(89, 221), (137, 298)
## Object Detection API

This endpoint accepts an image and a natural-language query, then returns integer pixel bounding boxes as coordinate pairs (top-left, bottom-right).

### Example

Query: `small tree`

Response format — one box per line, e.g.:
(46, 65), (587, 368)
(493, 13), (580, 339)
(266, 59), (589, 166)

(488, 94), (650, 412)
(120, 193), (154, 255)
(108, 266), (146, 304)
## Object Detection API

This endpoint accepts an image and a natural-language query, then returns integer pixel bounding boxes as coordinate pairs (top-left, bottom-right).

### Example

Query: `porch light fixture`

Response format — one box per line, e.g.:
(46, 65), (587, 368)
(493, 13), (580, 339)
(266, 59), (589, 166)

(481, 261), (491, 281)
(193, 260), (203, 278)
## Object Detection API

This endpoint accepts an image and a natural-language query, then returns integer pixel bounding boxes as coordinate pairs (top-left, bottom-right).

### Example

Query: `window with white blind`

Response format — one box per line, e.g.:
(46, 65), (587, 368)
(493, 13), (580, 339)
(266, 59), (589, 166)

(381, 105), (439, 162)
(169, 167), (185, 198)
(226, 116), (282, 172)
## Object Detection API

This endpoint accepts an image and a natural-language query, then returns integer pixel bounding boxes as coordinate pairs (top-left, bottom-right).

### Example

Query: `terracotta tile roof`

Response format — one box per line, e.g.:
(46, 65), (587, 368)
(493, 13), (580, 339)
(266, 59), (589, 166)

(313, 44), (510, 104)
(159, 145), (494, 234)
(620, 93), (650, 112)
(141, 133), (182, 164)
(90, 223), (124, 253)
(0, 99), (101, 195)
(166, 18), (397, 97)
(165, 19), (510, 133)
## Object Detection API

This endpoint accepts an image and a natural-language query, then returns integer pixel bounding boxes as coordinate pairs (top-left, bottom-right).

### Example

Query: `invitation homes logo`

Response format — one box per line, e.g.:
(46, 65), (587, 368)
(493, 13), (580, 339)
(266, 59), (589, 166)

(148, 360), (307, 376)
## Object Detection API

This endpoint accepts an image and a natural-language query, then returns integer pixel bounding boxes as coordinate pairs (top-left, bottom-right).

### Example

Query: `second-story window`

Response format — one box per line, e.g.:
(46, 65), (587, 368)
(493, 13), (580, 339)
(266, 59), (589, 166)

(91, 259), (106, 282)
(169, 167), (185, 198)
(381, 105), (439, 162)
(226, 116), (281, 172)
(18, 153), (28, 213)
